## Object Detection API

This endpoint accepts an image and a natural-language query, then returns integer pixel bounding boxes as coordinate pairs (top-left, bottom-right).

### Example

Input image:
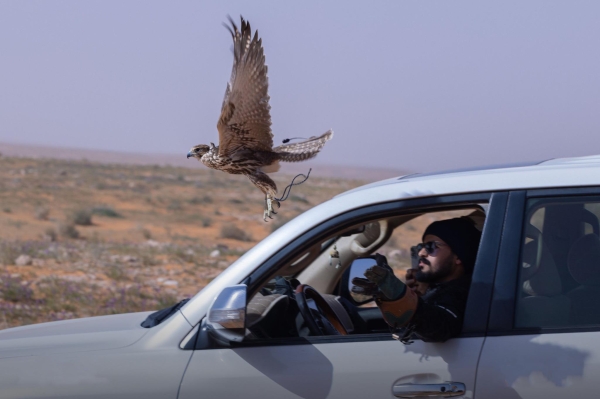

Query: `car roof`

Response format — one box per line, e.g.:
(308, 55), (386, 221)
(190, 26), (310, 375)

(339, 154), (600, 197)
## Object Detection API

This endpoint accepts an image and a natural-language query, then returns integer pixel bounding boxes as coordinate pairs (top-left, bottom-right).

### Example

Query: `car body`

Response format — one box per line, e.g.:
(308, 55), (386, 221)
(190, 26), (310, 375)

(3, 154), (600, 398)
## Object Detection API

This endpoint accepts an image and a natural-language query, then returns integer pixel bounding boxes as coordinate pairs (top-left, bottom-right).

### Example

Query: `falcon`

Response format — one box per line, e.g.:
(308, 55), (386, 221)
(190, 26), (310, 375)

(187, 16), (334, 221)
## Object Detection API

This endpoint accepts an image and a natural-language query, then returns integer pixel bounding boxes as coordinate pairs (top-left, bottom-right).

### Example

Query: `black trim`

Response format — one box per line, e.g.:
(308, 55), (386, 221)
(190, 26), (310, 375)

(487, 191), (527, 332)
(528, 186), (600, 197)
(462, 192), (509, 333)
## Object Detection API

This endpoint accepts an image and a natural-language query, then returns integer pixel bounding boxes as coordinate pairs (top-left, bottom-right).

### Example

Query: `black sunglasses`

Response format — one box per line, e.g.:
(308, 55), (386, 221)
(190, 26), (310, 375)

(412, 241), (447, 257)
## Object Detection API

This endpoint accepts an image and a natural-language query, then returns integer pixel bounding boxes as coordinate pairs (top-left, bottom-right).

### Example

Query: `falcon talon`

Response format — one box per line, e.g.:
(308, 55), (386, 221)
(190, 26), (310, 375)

(185, 16), (333, 222)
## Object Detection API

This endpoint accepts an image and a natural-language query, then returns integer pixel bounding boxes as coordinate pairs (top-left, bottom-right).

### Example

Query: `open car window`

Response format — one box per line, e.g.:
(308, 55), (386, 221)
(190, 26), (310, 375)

(244, 205), (487, 340)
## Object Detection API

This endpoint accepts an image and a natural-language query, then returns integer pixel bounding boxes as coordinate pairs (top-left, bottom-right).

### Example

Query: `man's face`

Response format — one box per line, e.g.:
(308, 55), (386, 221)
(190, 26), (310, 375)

(415, 234), (459, 283)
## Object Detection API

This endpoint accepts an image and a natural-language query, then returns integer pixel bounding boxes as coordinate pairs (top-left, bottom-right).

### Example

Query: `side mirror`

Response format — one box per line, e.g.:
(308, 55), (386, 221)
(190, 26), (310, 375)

(206, 284), (247, 344)
(340, 258), (378, 305)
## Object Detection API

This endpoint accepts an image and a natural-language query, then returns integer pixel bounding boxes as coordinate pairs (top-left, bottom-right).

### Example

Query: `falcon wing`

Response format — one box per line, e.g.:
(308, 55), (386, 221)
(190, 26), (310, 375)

(217, 17), (273, 158)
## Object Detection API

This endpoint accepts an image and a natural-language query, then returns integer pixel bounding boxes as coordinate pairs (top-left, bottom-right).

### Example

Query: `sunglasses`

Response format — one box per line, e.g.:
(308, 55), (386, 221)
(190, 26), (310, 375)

(412, 241), (447, 257)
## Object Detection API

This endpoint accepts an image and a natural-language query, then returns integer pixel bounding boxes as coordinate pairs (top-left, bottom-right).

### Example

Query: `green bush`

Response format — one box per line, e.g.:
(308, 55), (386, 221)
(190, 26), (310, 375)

(34, 207), (50, 220)
(44, 227), (57, 242)
(58, 223), (80, 239)
(1, 274), (34, 302)
(69, 209), (93, 226)
(91, 206), (122, 218)
(201, 216), (212, 228)
(220, 223), (253, 242)
(188, 195), (213, 205)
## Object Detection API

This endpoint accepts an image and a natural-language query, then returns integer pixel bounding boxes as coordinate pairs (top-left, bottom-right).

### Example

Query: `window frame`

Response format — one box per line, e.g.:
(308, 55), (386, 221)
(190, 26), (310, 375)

(488, 187), (600, 336)
(212, 191), (508, 348)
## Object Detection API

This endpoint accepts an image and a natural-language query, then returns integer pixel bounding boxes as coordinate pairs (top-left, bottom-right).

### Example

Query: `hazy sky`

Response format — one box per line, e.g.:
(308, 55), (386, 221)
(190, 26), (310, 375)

(1, 1), (599, 173)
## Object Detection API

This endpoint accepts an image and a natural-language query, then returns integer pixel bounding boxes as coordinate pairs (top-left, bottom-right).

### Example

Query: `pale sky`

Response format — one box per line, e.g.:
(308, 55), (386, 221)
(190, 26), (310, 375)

(1, 1), (599, 173)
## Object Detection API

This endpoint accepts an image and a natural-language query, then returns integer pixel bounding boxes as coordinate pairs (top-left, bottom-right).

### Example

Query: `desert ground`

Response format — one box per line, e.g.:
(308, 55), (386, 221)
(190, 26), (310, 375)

(0, 150), (459, 330)
(0, 153), (367, 329)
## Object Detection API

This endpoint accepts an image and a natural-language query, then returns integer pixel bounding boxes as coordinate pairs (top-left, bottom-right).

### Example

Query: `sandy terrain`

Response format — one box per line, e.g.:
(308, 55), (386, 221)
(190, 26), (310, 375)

(0, 154), (365, 328)
(0, 150), (460, 330)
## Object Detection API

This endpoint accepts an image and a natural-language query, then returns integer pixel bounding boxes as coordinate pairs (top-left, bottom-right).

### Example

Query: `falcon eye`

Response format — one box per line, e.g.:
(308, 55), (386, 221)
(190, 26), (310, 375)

(194, 148), (199, 152)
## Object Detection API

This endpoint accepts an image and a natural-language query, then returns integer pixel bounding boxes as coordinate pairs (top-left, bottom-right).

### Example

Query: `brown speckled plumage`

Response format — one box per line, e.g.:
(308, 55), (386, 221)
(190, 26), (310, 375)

(187, 16), (333, 221)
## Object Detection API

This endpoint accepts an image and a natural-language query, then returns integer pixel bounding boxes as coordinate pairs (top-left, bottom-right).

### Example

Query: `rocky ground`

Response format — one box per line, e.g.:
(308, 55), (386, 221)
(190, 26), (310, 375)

(0, 155), (363, 329)
(0, 154), (466, 330)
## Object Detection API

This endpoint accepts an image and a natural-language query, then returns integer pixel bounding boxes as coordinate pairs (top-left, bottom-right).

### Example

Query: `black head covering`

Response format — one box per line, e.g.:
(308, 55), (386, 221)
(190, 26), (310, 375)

(422, 217), (482, 274)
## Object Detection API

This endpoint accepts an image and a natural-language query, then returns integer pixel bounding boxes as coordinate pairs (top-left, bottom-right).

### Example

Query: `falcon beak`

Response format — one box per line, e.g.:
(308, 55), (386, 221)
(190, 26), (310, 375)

(186, 151), (194, 159)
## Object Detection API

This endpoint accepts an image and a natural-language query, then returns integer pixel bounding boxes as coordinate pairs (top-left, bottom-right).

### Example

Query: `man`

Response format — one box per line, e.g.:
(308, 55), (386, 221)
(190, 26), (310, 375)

(352, 217), (482, 342)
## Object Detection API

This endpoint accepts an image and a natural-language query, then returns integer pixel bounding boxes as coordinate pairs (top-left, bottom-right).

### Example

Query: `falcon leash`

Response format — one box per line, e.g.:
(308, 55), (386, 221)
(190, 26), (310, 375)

(275, 168), (312, 203)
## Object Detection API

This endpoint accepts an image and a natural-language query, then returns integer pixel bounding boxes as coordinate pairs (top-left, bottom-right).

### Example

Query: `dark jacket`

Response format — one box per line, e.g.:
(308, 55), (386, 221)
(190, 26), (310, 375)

(408, 275), (471, 342)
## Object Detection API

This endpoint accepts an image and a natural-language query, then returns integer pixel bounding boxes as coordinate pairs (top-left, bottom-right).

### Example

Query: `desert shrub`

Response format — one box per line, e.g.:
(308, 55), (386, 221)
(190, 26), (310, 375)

(0, 242), (19, 266)
(68, 208), (93, 226)
(201, 216), (212, 228)
(2, 207), (11, 213)
(91, 205), (122, 218)
(1, 274), (34, 303)
(105, 264), (125, 280)
(43, 227), (57, 242)
(36, 277), (94, 313)
(0, 241), (42, 265)
(34, 206), (50, 220)
(58, 223), (80, 239)
(188, 195), (213, 205)
(220, 223), (253, 242)
(167, 200), (183, 212)
(140, 227), (152, 239)
(290, 195), (309, 204)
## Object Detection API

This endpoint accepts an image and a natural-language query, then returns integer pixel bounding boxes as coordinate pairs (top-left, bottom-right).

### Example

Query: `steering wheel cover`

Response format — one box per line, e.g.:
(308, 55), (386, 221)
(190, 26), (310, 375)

(294, 284), (348, 336)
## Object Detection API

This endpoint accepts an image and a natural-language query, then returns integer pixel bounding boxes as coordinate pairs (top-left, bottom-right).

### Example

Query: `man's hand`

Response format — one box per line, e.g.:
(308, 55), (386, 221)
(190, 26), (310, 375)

(351, 254), (406, 301)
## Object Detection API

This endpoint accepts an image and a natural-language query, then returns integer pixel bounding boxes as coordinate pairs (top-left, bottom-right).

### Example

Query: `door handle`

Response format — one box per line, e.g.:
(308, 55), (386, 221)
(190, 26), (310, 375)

(392, 382), (465, 398)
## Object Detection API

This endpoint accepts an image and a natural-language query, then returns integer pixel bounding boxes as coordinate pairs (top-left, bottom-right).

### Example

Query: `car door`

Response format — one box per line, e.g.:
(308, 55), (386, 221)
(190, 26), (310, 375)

(179, 192), (508, 399)
(477, 189), (600, 398)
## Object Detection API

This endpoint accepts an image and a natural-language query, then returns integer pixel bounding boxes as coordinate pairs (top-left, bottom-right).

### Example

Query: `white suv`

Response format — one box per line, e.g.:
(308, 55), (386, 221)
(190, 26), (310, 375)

(2, 155), (600, 398)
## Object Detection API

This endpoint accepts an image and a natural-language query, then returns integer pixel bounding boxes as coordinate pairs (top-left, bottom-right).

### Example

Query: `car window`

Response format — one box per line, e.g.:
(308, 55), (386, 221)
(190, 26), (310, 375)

(348, 209), (481, 305)
(245, 203), (488, 340)
(515, 196), (600, 328)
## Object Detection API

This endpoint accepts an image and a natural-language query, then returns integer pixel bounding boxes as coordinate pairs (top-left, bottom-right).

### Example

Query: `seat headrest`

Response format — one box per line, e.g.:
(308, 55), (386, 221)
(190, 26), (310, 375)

(568, 234), (600, 286)
(522, 241), (562, 296)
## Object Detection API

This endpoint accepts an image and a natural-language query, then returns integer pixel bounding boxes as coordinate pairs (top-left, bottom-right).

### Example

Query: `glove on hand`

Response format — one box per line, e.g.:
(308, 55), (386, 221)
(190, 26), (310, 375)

(351, 254), (407, 301)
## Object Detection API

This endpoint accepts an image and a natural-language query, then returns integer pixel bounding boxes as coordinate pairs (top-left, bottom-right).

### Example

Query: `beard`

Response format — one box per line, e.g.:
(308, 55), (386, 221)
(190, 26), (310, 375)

(415, 255), (454, 283)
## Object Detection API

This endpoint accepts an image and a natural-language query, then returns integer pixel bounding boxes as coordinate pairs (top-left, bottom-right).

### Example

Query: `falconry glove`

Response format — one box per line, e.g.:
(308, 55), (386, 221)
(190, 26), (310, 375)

(351, 254), (405, 300)
(351, 254), (418, 329)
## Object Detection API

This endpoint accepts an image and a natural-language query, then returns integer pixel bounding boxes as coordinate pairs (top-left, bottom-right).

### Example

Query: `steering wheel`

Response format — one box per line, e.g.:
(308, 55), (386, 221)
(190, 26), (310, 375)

(294, 284), (348, 336)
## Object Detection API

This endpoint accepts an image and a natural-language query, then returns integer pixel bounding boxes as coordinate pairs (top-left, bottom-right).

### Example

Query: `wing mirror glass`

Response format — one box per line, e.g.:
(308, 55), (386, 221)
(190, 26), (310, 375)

(206, 284), (247, 343)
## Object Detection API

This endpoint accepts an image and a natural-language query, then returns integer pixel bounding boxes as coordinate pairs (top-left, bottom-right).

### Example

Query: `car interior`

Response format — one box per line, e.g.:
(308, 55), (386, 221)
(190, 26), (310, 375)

(516, 198), (600, 329)
(244, 206), (487, 340)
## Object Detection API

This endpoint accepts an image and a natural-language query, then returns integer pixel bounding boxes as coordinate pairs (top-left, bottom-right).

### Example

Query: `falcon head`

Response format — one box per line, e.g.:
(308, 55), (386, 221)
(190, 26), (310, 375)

(187, 144), (210, 160)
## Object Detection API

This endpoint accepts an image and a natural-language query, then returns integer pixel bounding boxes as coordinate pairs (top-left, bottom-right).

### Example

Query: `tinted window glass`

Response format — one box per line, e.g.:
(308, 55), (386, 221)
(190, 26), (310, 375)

(515, 197), (600, 328)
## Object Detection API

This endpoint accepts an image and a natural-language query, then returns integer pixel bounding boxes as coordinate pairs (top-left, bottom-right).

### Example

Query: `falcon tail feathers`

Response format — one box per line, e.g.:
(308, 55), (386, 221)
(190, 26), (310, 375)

(273, 130), (333, 163)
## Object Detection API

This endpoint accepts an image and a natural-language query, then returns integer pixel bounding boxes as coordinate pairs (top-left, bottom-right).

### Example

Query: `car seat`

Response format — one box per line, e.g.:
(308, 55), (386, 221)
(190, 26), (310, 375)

(515, 225), (570, 328)
(567, 233), (600, 326)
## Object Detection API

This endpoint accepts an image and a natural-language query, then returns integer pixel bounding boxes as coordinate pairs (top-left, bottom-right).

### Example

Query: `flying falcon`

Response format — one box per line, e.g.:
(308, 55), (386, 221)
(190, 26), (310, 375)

(187, 16), (333, 221)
